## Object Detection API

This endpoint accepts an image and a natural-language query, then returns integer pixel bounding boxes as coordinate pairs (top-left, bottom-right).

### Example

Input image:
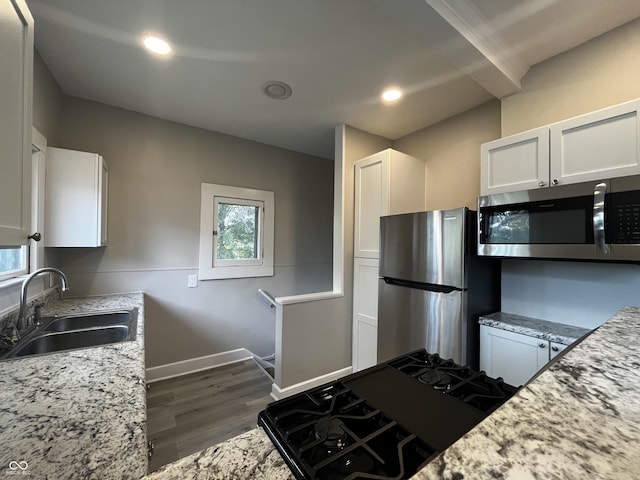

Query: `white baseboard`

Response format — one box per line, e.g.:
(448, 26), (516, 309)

(146, 348), (254, 383)
(270, 366), (353, 400)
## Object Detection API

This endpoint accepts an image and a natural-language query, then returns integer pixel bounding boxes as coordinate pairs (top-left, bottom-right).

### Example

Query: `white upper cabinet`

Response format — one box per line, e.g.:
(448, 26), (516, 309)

(0, 0), (33, 246)
(550, 99), (640, 185)
(45, 147), (109, 247)
(481, 99), (640, 195)
(480, 127), (549, 196)
(354, 148), (425, 258)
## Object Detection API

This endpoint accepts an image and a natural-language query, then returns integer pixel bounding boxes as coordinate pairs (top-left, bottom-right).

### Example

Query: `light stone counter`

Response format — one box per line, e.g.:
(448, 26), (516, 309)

(414, 306), (640, 479)
(479, 311), (591, 345)
(0, 293), (147, 480)
(144, 429), (294, 480)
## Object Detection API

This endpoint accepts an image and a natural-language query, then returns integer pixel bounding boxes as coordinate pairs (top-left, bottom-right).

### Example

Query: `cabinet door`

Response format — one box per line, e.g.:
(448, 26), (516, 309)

(45, 148), (104, 247)
(480, 326), (549, 386)
(352, 258), (379, 371)
(354, 152), (388, 258)
(480, 127), (549, 195)
(550, 100), (640, 186)
(0, 0), (33, 246)
(549, 342), (567, 360)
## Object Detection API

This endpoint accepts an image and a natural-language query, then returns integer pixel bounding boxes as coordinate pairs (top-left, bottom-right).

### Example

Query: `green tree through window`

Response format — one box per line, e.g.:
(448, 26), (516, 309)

(217, 203), (259, 260)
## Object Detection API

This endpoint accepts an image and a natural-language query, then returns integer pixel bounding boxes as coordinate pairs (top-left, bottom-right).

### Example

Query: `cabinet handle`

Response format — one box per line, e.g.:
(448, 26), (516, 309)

(538, 342), (546, 348)
(552, 179), (559, 185)
(28, 232), (41, 242)
(551, 345), (559, 352)
(538, 181), (546, 187)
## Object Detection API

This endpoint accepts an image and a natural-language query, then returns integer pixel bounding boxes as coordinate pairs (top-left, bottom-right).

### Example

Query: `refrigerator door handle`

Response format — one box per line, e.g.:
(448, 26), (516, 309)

(383, 277), (460, 294)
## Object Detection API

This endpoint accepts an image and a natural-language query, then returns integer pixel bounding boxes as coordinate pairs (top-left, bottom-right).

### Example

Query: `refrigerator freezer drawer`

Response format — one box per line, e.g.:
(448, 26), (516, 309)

(377, 279), (467, 365)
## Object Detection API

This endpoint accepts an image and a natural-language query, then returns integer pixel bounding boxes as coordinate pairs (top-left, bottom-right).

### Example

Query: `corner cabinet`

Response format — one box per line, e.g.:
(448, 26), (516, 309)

(45, 147), (108, 247)
(352, 148), (425, 372)
(480, 99), (640, 195)
(0, 0), (34, 246)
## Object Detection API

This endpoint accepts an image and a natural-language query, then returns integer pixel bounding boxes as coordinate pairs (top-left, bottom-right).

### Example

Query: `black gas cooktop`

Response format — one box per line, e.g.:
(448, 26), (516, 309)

(258, 350), (518, 480)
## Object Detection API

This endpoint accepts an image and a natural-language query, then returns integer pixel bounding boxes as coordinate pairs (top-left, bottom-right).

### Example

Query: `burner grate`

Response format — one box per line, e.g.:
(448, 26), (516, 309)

(259, 382), (436, 479)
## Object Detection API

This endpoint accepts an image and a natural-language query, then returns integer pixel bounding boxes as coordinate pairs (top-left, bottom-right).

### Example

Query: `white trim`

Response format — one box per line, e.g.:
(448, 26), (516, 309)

(270, 366), (353, 401)
(275, 290), (342, 305)
(333, 124), (346, 294)
(146, 347), (254, 383)
(198, 183), (274, 280)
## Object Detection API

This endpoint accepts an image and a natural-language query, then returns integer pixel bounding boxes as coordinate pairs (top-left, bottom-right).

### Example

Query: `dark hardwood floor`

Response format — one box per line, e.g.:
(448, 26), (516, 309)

(146, 359), (274, 472)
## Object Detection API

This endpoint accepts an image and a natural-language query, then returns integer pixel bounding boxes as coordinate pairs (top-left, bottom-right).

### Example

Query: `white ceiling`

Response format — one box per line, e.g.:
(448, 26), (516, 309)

(27, 0), (640, 159)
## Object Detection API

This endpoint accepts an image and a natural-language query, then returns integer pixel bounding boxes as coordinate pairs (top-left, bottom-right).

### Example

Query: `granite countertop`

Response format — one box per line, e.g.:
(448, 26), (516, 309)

(0, 293), (147, 480)
(414, 306), (640, 479)
(146, 306), (640, 479)
(479, 311), (591, 345)
(144, 429), (294, 480)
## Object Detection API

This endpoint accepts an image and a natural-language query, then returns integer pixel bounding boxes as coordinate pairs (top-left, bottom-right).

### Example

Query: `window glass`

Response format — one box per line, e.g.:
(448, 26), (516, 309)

(0, 246), (27, 281)
(216, 201), (260, 261)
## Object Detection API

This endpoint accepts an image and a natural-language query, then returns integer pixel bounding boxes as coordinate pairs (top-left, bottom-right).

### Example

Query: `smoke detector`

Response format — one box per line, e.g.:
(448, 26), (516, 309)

(262, 81), (293, 100)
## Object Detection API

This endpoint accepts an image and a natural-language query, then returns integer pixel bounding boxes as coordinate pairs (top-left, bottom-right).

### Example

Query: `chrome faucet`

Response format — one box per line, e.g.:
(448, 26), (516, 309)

(17, 267), (69, 336)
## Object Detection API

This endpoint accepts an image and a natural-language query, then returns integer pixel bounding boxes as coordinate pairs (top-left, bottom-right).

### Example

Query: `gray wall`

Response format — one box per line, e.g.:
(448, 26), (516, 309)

(393, 100), (500, 211)
(32, 50), (63, 146)
(277, 125), (391, 389)
(496, 17), (640, 328)
(40, 94), (333, 368)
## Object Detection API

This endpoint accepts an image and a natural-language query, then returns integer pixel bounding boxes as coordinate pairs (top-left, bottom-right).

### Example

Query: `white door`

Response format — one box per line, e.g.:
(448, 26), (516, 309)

(480, 127), (550, 195)
(352, 258), (379, 371)
(480, 326), (549, 386)
(550, 99), (640, 186)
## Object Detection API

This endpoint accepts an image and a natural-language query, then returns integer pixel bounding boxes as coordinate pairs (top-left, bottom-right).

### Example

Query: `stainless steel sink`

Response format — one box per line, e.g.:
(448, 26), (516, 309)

(13, 325), (133, 357)
(43, 311), (134, 332)
(0, 308), (138, 360)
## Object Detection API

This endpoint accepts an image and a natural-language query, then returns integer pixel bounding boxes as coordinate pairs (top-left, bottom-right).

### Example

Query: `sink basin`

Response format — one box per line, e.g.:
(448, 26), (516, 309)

(43, 311), (133, 332)
(0, 308), (138, 361)
(13, 325), (134, 357)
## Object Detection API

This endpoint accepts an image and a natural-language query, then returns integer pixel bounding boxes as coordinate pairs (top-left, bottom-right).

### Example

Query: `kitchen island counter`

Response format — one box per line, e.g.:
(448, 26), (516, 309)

(0, 292), (147, 480)
(144, 428), (293, 480)
(414, 305), (640, 479)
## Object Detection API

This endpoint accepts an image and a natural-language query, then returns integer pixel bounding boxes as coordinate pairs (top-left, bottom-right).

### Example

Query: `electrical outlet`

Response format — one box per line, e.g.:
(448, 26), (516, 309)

(187, 275), (198, 288)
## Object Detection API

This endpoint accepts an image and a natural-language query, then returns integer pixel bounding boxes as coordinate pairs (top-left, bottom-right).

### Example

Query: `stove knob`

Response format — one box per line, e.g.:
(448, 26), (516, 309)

(551, 345), (559, 352)
(538, 342), (546, 349)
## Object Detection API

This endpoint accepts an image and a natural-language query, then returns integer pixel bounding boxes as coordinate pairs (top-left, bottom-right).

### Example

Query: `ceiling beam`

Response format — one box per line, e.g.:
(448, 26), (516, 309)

(375, 0), (528, 98)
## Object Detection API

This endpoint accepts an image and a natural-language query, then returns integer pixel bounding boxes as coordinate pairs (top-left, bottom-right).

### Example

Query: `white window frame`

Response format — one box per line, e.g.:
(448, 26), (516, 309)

(199, 183), (274, 280)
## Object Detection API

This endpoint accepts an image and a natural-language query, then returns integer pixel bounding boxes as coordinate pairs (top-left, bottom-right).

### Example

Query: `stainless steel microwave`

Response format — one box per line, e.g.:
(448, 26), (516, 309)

(477, 175), (640, 261)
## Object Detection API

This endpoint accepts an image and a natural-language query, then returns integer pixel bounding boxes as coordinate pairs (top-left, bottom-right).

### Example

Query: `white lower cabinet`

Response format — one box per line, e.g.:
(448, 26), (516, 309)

(352, 258), (379, 372)
(480, 325), (551, 386)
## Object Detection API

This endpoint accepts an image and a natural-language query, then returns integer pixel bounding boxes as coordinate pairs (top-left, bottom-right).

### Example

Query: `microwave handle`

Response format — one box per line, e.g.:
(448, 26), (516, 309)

(593, 182), (608, 254)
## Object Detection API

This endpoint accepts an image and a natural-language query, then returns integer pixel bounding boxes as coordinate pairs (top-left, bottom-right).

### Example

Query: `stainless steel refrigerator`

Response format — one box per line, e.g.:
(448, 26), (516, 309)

(377, 207), (500, 370)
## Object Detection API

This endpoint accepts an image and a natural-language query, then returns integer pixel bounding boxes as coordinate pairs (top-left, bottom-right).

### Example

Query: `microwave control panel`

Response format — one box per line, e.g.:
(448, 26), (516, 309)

(609, 191), (640, 244)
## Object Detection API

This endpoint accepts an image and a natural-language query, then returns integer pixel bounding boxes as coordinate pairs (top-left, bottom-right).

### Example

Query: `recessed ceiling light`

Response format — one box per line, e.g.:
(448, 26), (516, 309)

(262, 81), (293, 100)
(143, 35), (172, 56)
(382, 88), (403, 102)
